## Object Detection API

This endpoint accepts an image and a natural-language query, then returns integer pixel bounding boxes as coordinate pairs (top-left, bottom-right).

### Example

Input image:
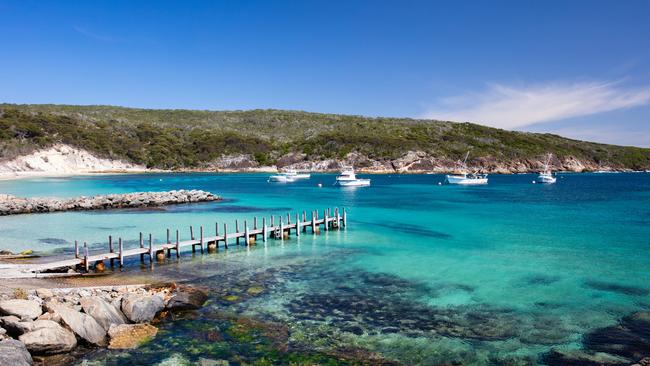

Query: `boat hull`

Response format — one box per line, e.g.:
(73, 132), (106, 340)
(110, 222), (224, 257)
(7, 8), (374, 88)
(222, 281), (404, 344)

(445, 175), (488, 185)
(336, 179), (371, 187)
(537, 175), (556, 184)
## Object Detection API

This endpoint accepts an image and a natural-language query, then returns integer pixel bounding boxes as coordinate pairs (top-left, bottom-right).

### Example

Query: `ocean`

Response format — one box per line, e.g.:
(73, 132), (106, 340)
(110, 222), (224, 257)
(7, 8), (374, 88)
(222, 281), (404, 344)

(0, 172), (649, 365)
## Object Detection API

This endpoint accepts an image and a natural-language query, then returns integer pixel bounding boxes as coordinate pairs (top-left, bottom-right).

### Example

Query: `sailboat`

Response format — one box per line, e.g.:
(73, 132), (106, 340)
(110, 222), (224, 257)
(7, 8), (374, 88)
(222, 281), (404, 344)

(536, 153), (557, 184)
(445, 152), (488, 185)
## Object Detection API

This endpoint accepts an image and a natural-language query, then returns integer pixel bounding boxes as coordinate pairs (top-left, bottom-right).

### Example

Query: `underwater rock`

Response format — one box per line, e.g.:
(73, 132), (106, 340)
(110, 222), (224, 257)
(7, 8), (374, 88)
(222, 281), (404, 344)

(542, 348), (630, 366)
(583, 325), (650, 360)
(622, 311), (650, 338)
(107, 323), (158, 349)
(583, 280), (649, 296)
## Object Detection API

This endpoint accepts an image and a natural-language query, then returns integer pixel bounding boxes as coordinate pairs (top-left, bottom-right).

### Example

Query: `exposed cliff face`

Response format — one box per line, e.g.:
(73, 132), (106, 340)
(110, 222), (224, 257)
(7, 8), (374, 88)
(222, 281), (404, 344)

(0, 144), (146, 178)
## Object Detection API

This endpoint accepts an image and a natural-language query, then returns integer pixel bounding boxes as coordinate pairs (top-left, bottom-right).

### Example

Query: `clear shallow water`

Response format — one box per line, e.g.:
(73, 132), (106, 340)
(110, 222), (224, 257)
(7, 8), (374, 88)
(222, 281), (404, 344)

(1, 173), (649, 365)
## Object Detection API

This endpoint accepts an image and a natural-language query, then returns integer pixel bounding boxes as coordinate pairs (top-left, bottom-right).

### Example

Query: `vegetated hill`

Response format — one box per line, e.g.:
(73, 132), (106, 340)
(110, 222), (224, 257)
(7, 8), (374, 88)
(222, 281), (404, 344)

(0, 103), (649, 171)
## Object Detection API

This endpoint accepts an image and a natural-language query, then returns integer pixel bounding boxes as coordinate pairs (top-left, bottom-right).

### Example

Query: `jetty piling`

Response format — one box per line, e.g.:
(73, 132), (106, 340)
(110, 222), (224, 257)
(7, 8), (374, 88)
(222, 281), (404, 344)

(54, 208), (346, 273)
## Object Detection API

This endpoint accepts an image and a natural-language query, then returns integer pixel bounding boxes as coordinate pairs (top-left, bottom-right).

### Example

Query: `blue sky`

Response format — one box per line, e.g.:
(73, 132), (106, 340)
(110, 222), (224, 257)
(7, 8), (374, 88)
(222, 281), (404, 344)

(1, 0), (649, 147)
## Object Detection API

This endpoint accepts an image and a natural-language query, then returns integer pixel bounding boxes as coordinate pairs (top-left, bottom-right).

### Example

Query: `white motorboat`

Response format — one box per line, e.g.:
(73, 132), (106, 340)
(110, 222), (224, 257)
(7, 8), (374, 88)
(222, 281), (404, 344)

(445, 152), (488, 185)
(536, 153), (557, 184)
(335, 168), (370, 187)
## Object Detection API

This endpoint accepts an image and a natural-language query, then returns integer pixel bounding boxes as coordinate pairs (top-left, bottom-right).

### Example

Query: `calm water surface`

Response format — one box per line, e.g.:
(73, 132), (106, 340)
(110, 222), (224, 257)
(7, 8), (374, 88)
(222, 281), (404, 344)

(0, 173), (649, 365)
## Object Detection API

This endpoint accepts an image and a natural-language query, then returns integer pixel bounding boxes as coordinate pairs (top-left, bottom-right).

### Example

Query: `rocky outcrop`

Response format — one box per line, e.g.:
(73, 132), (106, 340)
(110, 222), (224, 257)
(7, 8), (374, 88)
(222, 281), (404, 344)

(107, 323), (158, 349)
(121, 293), (165, 323)
(0, 339), (33, 366)
(52, 305), (107, 346)
(80, 297), (127, 331)
(0, 299), (42, 320)
(272, 151), (626, 174)
(0, 189), (220, 216)
(166, 286), (209, 311)
(19, 320), (77, 354)
(0, 283), (206, 361)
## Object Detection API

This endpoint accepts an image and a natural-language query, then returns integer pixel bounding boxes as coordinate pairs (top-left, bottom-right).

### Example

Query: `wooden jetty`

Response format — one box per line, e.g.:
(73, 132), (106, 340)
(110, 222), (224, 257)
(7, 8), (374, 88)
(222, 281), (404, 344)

(26, 208), (348, 275)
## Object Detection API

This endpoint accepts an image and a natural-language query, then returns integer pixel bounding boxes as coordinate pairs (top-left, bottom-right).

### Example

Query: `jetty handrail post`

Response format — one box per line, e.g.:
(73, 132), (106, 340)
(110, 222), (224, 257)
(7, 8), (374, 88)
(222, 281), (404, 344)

(343, 208), (347, 227)
(335, 208), (340, 229)
(311, 211), (316, 233)
(279, 215), (284, 240)
(223, 223), (228, 249)
(254, 217), (258, 230)
(200, 226), (204, 254)
(324, 209), (329, 231)
(190, 226), (195, 241)
(215, 222), (219, 249)
(74, 240), (79, 259)
(167, 229), (170, 244)
(235, 220), (240, 245)
(271, 215), (275, 227)
(296, 212), (300, 237)
(108, 235), (114, 267)
(175, 230), (180, 258)
(83, 242), (89, 272)
(139, 232), (144, 262)
(302, 211), (307, 232)
(148, 234), (154, 263)
(118, 237), (124, 268)
(262, 217), (267, 242)
(245, 225), (250, 246)
(287, 213), (291, 225)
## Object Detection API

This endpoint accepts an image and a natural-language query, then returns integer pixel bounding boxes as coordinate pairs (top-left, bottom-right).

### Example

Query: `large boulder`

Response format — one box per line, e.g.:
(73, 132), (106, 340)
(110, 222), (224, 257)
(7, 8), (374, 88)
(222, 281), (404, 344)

(166, 286), (208, 311)
(53, 305), (106, 346)
(107, 323), (158, 349)
(19, 319), (77, 354)
(0, 339), (33, 366)
(0, 299), (42, 320)
(121, 293), (164, 323)
(80, 297), (127, 331)
(0, 315), (33, 336)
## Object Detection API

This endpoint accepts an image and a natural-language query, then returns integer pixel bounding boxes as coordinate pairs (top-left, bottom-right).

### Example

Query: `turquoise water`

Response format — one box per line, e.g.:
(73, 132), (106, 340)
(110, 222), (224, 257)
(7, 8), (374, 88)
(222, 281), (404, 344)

(1, 173), (649, 365)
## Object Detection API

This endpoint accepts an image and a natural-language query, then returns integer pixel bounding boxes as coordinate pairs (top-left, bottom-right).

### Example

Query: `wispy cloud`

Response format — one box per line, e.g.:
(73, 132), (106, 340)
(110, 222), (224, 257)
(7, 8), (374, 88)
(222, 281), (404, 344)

(423, 80), (650, 130)
(73, 26), (116, 43)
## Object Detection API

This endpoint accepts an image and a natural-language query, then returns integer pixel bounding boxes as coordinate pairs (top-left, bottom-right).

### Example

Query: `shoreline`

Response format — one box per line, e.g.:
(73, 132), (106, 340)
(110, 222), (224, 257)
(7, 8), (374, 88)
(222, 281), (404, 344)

(0, 167), (645, 182)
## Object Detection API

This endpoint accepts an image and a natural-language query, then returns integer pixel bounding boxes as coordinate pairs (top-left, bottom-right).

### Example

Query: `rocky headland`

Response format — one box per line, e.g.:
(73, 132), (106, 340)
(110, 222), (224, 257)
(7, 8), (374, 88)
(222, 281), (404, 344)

(0, 283), (208, 366)
(0, 190), (220, 216)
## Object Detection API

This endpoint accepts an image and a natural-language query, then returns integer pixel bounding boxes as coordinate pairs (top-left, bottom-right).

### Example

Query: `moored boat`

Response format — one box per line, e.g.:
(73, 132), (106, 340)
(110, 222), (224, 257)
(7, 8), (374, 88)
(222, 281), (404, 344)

(536, 153), (557, 184)
(335, 168), (370, 187)
(445, 152), (488, 185)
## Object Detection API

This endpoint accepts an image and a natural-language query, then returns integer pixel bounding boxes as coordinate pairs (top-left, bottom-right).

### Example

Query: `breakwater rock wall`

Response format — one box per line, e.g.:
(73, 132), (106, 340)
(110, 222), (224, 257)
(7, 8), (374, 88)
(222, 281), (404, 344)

(0, 283), (208, 365)
(0, 190), (220, 216)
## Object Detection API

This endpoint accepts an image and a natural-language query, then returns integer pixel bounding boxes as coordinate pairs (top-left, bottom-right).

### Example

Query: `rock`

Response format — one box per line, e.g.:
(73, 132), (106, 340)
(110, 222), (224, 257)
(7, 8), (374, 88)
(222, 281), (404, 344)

(107, 323), (158, 349)
(0, 315), (33, 336)
(35, 288), (53, 299)
(52, 305), (106, 346)
(198, 358), (230, 366)
(19, 249), (33, 256)
(542, 348), (630, 366)
(0, 299), (42, 319)
(623, 311), (650, 338)
(166, 286), (208, 311)
(0, 339), (33, 366)
(80, 296), (127, 331)
(121, 293), (164, 323)
(19, 320), (77, 354)
(0, 249), (13, 255)
(583, 325), (650, 360)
